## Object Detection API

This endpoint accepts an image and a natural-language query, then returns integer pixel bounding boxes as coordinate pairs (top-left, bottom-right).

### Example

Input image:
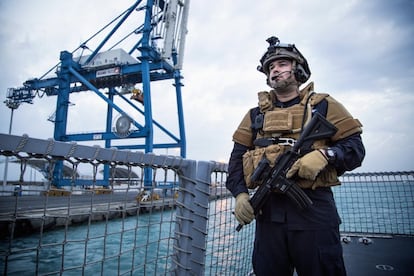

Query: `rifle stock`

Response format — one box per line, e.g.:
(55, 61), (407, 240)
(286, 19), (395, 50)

(236, 113), (337, 231)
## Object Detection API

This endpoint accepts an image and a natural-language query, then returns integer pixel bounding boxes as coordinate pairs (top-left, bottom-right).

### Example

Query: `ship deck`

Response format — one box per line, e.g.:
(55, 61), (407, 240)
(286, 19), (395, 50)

(342, 234), (414, 275)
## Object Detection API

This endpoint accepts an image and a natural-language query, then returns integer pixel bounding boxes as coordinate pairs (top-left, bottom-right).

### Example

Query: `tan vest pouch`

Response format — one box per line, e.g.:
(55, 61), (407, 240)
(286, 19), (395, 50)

(243, 148), (265, 189)
(263, 110), (293, 133)
(242, 144), (284, 189)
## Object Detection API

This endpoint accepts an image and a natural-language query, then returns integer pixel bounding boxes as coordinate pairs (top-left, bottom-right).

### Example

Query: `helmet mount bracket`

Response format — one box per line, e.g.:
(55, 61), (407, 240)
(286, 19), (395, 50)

(258, 36), (311, 84)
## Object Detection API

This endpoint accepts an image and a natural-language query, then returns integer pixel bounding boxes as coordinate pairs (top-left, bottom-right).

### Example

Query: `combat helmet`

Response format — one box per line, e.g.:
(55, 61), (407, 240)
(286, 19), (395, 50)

(257, 36), (311, 84)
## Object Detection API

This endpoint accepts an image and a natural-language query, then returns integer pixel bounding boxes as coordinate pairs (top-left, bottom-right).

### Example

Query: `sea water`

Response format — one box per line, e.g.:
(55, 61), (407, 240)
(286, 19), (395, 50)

(1, 210), (176, 275)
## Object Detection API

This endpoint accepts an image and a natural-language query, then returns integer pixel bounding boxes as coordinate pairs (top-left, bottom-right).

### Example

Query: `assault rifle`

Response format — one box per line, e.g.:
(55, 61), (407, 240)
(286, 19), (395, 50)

(236, 112), (337, 231)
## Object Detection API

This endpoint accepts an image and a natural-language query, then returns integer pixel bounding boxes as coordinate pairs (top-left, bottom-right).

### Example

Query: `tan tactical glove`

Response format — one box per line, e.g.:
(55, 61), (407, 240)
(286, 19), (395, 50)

(235, 193), (255, 225)
(286, 150), (328, 181)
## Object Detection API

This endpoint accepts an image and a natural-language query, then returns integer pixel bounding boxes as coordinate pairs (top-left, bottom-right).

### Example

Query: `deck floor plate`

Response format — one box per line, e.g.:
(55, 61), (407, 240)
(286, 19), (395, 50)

(342, 236), (414, 275)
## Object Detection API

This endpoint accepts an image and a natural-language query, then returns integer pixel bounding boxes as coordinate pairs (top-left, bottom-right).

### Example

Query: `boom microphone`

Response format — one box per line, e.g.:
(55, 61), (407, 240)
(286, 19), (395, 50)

(270, 71), (292, 81)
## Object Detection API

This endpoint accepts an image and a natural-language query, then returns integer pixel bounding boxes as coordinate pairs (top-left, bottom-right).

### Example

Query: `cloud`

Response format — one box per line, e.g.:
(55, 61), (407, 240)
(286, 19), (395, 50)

(0, 0), (413, 176)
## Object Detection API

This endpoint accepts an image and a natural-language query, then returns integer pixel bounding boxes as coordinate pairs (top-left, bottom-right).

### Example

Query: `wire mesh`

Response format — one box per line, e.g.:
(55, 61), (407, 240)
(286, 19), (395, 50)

(1, 133), (413, 275)
(337, 172), (414, 236)
(0, 158), (179, 275)
(203, 170), (253, 275)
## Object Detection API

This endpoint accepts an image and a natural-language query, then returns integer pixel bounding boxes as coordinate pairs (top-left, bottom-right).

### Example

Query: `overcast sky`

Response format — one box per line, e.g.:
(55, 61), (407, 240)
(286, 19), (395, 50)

(0, 0), (413, 177)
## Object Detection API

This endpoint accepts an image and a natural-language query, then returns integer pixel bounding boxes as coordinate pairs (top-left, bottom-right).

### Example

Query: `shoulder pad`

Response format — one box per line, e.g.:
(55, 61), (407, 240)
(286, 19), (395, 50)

(300, 82), (314, 94)
(232, 109), (255, 147)
(324, 96), (363, 141)
(299, 82), (329, 106)
(310, 93), (329, 106)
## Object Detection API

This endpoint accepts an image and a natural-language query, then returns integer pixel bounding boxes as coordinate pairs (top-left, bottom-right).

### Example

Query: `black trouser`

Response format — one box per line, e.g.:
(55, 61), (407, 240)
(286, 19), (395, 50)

(252, 221), (346, 276)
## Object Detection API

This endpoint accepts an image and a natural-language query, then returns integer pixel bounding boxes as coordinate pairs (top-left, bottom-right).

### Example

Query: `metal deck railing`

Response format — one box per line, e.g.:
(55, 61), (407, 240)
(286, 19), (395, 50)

(0, 133), (413, 275)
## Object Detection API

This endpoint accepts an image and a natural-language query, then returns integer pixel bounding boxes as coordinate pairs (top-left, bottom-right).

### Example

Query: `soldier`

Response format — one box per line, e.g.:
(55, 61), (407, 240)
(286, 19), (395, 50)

(226, 36), (365, 275)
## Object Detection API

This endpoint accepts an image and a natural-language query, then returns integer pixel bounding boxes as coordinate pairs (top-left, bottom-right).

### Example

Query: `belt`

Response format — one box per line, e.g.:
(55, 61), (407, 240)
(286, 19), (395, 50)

(253, 137), (296, 147)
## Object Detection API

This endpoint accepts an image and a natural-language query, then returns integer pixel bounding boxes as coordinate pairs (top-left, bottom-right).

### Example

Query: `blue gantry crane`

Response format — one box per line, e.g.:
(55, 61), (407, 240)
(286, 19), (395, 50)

(4, 0), (190, 187)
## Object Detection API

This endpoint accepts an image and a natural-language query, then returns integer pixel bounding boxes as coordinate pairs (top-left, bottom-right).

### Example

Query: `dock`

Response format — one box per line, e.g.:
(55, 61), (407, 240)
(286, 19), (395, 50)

(0, 193), (173, 237)
(0, 186), (231, 238)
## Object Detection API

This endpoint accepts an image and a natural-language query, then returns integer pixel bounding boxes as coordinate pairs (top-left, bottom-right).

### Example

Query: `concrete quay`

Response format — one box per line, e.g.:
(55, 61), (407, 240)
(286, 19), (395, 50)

(0, 194), (176, 239)
(0, 186), (232, 239)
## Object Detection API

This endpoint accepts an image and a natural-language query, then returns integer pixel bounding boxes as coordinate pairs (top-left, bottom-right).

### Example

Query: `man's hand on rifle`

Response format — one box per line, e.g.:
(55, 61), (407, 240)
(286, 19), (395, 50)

(235, 193), (255, 225)
(286, 150), (328, 180)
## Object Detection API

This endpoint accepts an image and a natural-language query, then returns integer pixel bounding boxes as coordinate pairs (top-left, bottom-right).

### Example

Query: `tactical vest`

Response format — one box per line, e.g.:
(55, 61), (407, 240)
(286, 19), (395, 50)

(234, 82), (363, 190)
